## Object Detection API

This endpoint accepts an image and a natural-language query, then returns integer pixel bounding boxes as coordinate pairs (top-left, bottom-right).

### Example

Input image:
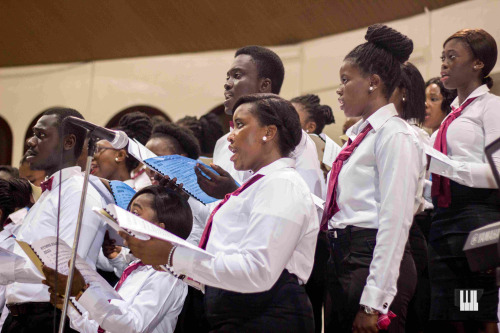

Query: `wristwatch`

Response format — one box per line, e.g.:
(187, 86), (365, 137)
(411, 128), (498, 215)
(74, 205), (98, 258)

(360, 305), (380, 315)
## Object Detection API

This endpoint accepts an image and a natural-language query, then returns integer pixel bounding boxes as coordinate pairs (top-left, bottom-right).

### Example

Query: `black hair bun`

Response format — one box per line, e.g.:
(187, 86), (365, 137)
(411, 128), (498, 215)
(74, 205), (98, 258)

(365, 24), (413, 63)
(321, 105), (335, 125)
(117, 111), (153, 145)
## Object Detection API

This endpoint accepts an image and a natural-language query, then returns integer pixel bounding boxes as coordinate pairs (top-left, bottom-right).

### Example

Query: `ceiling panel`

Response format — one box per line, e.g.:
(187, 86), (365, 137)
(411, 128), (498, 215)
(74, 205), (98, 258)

(0, 0), (464, 67)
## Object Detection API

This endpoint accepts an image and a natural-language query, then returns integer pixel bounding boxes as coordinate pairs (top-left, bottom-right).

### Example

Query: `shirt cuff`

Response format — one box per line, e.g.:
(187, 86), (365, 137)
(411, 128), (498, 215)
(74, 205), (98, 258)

(360, 285), (393, 314)
(172, 246), (196, 276)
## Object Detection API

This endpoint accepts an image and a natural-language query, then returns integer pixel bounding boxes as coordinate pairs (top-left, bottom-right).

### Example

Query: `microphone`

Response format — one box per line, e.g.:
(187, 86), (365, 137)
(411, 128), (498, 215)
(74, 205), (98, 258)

(63, 117), (129, 149)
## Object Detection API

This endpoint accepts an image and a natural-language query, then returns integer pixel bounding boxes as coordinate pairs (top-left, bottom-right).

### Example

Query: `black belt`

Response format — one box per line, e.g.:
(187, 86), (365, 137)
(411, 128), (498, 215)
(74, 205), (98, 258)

(327, 226), (370, 239)
(6, 302), (54, 316)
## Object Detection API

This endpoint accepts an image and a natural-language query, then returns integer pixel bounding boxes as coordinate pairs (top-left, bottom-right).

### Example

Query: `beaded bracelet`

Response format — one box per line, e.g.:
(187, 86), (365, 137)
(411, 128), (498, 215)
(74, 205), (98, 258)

(167, 245), (177, 267)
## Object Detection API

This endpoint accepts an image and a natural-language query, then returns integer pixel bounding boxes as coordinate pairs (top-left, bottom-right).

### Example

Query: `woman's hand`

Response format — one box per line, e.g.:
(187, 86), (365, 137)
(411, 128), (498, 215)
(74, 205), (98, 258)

(41, 261), (86, 297)
(352, 310), (379, 333)
(102, 231), (122, 259)
(195, 163), (238, 199)
(119, 232), (175, 266)
(154, 174), (190, 201)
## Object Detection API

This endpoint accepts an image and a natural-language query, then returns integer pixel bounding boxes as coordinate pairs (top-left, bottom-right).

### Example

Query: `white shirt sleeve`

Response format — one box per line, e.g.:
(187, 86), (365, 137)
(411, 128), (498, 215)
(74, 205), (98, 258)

(360, 132), (422, 312)
(76, 274), (187, 333)
(429, 96), (500, 189)
(173, 177), (315, 293)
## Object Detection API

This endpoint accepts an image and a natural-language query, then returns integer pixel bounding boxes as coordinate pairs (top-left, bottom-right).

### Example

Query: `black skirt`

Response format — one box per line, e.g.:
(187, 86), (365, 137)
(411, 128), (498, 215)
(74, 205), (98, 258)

(204, 270), (314, 333)
(428, 181), (500, 321)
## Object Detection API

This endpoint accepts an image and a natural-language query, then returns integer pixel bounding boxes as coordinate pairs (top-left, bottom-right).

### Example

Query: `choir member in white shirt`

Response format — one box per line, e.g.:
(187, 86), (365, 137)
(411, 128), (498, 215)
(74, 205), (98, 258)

(427, 29), (500, 331)
(90, 112), (152, 190)
(0, 108), (107, 333)
(42, 185), (191, 333)
(424, 77), (457, 146)
(196, 45), (325, 200)
(390, 61), (432, 332)
(290, 94), (334, 333)
(144, 122), (209, 246)
(123, 94), (319, 332)
(322, 24), (424, 333)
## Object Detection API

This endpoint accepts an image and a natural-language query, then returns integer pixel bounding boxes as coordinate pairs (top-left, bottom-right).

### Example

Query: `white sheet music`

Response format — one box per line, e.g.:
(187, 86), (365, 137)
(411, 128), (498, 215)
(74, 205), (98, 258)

(101, 204), (214, 260)
(322, 135), (342, 167)
(127, 138), (157, 162)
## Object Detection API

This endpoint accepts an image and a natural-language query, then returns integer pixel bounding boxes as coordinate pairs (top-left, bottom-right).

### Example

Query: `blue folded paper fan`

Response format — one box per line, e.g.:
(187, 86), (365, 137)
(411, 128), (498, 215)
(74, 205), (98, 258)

(109, 181), (137, 210)
(144, 155), (220, 204)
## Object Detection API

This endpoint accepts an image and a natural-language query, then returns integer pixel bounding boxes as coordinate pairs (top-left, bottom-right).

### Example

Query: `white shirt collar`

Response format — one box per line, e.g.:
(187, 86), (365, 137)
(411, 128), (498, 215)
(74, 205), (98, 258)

(346, 103), (398, 140)
(47, 166), (82, 190)
(254, 157), (295, 177)
(451, 84), (489, 108)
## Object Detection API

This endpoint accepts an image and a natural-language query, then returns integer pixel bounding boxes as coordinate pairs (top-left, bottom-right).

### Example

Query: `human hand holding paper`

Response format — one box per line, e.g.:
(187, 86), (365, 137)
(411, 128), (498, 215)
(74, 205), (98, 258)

(195, 163), (238, 199)
(120, 232), (175, 266)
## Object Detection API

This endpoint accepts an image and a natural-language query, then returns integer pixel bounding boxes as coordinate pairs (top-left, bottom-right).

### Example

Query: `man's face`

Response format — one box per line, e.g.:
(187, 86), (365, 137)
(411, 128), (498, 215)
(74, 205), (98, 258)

(24, 115), (62, 174)
(223, 54), (261, 115)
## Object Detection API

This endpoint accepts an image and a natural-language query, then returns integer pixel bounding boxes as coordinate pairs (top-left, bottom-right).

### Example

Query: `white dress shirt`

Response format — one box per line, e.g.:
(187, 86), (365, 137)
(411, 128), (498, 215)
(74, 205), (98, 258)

(408, 121), (433, 212)
(68, 262), (187, 333)
(213, 130), (325, 198)
(130, 166), (152, 191)
(173, 158), (319, 293)
(429, 85), (500, 189)
(3, 167), (107, 304)
(185, 197), (210, 246)
(328, 104), (425, 313)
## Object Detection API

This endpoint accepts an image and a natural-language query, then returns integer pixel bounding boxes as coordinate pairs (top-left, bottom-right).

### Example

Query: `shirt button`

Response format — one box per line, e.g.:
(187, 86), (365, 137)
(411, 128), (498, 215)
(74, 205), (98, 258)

(383, 303), (388, 309)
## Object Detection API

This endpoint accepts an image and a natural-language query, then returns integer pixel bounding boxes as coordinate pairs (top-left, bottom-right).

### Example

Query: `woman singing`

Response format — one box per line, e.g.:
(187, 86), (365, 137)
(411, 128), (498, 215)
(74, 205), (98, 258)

(123, 94), (319, 332)
(323, 24), (424, 333)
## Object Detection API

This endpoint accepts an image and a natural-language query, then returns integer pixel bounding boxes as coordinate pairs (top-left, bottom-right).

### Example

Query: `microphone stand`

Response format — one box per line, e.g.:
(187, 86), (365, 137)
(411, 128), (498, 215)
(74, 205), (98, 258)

(58, 132), (97, 333)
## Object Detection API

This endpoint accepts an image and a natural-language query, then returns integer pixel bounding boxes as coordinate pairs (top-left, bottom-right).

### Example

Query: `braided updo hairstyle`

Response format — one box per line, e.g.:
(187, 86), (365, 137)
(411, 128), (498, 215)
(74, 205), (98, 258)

(150, 122), (201, 160)
(233, 94), (302, 157)
(345, 24), (414, 99)
(290, 94), (335, 135)
(176, 113), (224, 156)
(115, 112), (153, 172)
(0, 178), (32, 226)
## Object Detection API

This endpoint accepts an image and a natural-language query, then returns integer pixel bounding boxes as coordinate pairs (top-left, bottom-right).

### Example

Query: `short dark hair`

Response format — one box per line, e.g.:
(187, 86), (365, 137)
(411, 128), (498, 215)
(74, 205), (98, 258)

(176, 114), (223, 156)
(426, 77), (457, 115)
(42, 107), (87, 158)
(235, 46), (285, 94)
(115, 112), (153, 172)
(233, 93), (302, 157)
(444, 29), (498, 88)
(0, 178), (32, 225)
(290, 94), (335, 134)
(0, 166), (19, 179)
(151, 122), (201, 160)
(397, 62), (426, 125)
(127, 185), (192, 240)
(345, 24), (414, 99)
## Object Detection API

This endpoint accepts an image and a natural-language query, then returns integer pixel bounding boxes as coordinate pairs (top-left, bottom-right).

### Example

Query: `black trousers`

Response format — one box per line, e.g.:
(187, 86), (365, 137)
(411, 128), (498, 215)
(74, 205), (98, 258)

(304, 232), (329, 333)
(325, 228), (417, 333)
(204, 270), (314, 333)
(1, 304), (77, 333)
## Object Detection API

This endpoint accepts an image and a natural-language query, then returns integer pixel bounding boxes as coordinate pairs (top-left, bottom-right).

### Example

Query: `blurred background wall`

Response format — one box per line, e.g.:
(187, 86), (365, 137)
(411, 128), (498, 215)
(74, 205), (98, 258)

(1, 0), (499, 165)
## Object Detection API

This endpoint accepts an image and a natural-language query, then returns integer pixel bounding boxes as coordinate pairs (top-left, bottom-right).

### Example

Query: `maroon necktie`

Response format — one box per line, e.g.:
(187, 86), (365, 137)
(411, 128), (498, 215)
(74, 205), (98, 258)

(114, 261), (145, 291)
(320, 123), (373, 231)
(40, 177), (53, 193)
(431, 97), (477, 208)
(198, 174), (264, 250)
